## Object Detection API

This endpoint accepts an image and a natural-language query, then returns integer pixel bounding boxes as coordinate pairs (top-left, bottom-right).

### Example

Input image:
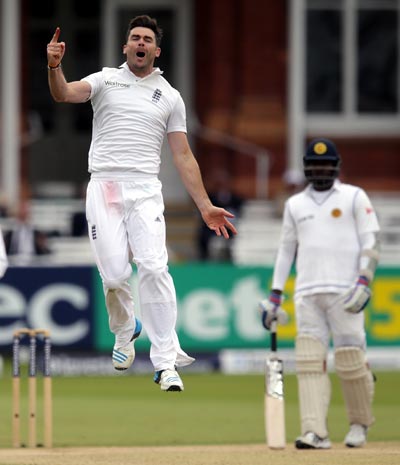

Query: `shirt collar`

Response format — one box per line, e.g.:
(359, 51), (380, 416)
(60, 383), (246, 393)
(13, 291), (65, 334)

(305, 179), (342, 197)
(119, 62), (163, 78)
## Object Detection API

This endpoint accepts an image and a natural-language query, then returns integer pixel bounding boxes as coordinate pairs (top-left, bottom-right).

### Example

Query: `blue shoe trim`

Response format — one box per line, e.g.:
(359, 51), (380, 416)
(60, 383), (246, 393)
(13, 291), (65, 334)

(164, 374), (181, 384)
(153, 370), (163, 384)
(131, 318), (142, 341)
(112, 349), (128, 363)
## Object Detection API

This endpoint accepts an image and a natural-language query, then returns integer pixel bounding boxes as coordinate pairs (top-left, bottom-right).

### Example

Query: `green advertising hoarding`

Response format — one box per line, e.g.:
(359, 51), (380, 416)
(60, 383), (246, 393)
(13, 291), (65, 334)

(94, 264), (400, 352)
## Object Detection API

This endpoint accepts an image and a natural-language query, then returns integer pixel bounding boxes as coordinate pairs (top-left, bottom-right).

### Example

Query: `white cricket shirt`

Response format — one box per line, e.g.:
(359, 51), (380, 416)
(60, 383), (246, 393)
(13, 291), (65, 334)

(82, 63), (187, 175)
(272, 181), (380, 296)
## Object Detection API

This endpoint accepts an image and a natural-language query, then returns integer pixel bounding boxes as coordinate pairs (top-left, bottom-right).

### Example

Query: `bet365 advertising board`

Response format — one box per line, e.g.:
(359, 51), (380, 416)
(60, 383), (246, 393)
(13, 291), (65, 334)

(0, 264), (399, 351)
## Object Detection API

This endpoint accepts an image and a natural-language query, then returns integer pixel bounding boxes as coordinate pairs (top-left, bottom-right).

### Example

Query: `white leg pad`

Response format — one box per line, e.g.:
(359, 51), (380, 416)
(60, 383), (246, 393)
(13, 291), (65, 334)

(295, 335), (331, 438)
(334, 347), (375, 426)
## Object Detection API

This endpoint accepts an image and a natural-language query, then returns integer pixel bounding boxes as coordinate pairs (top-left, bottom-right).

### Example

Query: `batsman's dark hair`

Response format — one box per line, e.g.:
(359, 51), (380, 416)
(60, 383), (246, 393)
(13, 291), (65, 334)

(126, 15), (163, 46)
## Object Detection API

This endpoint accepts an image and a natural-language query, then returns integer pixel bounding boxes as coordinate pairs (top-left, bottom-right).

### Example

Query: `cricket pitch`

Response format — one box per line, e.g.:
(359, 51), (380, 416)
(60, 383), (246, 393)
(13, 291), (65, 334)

(0, 443), (399, 465)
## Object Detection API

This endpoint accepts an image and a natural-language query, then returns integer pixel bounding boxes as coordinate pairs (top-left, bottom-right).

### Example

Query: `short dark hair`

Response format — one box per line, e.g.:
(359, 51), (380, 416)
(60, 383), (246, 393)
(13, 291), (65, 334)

(126, 15), (163, 46)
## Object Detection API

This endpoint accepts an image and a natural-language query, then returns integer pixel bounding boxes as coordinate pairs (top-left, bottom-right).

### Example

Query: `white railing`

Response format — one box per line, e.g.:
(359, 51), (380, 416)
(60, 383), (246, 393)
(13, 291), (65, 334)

(190, 117), (270, 199)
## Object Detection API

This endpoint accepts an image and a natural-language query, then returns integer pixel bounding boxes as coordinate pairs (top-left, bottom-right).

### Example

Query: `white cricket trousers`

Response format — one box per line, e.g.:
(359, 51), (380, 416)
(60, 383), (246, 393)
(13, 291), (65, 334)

(86, 174), (194, 371)
(295, 293), (367, 349)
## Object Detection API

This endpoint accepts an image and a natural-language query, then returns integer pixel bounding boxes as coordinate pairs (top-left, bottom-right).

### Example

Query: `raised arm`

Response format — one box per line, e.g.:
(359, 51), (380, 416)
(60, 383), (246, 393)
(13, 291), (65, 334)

(47, 27), (91, 103)
(168, 131), (237, 239)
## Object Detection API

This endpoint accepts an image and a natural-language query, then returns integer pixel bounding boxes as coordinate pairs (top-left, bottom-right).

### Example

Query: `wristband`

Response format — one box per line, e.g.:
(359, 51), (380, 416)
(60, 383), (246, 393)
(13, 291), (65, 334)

(357, 275), (369, 286)
(47, 63), (62, 70)
(269, 291), (282, 305)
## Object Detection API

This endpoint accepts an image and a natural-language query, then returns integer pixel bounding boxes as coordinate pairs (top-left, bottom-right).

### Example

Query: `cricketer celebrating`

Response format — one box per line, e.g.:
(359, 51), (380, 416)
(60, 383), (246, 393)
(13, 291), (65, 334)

(259, 138), (380, 448)
(47, 15), (236, 392)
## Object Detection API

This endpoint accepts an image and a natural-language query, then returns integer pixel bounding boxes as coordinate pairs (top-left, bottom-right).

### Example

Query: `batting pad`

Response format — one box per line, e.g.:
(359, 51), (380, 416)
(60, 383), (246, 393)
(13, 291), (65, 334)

(335, 347), (375, 426)
(295, 335), (331, 438)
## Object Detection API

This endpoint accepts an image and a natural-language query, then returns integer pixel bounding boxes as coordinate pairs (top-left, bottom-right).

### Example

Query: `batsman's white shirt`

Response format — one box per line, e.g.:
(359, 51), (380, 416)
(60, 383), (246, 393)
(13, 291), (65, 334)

(272, 181), (380, 296)
(82, 63), (186, 174)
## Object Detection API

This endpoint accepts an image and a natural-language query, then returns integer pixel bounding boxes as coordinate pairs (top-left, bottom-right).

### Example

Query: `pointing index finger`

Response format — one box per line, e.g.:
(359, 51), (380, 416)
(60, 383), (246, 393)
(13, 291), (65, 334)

(50, 27), (60, 44)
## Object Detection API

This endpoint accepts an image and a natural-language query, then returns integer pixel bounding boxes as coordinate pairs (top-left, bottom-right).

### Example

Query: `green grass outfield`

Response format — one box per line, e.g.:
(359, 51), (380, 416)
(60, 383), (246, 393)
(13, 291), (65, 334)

(0, 368), (399, 448)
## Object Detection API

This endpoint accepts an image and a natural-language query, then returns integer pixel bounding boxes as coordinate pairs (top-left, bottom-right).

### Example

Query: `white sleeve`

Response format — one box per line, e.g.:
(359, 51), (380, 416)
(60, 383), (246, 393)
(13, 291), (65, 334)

(81, 71), (102, 99)
(0, 229), (8, 278)
(354, 188), (380, 234)
(271, 200), (297, 291)
(354, 190), (380, 280)
(166, 94), (187, 134)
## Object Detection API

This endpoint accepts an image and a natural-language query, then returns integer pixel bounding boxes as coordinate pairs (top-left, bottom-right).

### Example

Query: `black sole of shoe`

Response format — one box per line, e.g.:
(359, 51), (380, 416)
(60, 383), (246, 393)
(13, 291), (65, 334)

(166, 385), (182, 392)
(295, 441), (315, 449)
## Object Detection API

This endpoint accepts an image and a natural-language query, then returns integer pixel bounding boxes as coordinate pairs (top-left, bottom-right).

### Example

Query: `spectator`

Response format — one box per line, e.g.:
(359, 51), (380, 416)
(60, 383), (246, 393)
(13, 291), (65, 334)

(4, 201), (51, 257)
(0, 192), (9, 218)
(0, 226), (8, 277)
(274, 169), (306, 218)
(197, 170), (244, 261)
(71, 182), (88, 237)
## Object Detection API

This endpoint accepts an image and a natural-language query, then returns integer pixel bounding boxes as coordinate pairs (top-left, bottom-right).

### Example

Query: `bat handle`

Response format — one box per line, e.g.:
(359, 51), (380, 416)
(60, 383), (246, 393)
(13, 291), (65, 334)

(270, 320), (277, 352)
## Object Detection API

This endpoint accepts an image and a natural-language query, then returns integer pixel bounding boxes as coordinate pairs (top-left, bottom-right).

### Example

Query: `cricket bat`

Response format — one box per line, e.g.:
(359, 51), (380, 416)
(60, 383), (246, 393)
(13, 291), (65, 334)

(264, 319), (286, 449)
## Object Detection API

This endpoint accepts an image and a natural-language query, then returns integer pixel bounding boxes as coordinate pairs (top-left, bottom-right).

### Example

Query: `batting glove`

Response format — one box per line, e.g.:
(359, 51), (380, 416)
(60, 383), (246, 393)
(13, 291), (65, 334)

(259, 291), (288, 330)
(343, 276), (371, 314)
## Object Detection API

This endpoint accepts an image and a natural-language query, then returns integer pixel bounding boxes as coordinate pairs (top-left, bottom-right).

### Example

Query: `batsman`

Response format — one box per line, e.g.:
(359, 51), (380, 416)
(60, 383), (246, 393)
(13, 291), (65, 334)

(259, 138), (380, 449)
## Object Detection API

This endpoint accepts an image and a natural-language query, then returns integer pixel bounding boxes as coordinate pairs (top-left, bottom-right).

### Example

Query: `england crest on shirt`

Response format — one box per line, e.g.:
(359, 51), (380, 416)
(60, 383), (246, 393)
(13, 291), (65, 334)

(152, 88), (162, 103)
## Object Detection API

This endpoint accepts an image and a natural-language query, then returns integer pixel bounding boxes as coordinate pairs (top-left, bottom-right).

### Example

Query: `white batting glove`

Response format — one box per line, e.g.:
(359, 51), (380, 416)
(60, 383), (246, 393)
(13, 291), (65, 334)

(343, 276), (371, 314)
(259, 291), (289, 330)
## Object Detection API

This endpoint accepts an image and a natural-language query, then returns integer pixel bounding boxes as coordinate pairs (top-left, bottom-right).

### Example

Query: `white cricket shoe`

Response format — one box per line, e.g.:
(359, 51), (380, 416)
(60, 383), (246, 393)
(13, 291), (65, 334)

(112, 318), (142, 371)
(295, 432), (331, 449)
(345, 424), (368, 448)
(154, 369), (184, 392)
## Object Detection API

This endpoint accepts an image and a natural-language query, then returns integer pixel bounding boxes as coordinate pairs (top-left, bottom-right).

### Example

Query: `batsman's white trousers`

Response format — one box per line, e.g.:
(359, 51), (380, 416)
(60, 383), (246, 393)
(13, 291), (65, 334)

(86, 174), (194, 371)
(295, 293), (366, 349)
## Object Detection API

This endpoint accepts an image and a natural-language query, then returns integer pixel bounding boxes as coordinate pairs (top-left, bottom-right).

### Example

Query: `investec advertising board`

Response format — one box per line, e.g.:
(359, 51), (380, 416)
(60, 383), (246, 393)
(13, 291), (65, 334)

(0, 264), (399, 350)
(0, 267), (94, 348)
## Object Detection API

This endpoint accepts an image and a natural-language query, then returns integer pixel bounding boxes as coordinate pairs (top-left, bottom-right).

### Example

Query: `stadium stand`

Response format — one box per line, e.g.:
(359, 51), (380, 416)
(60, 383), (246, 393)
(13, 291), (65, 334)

(0, 193), (399, 266)
(232, 194), (400, 266)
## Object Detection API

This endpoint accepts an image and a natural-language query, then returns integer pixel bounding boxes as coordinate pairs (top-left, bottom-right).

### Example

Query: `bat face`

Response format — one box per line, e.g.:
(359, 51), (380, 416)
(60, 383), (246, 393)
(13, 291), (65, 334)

(266, 358), (284, 399)
(265, 357), (286, 449)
